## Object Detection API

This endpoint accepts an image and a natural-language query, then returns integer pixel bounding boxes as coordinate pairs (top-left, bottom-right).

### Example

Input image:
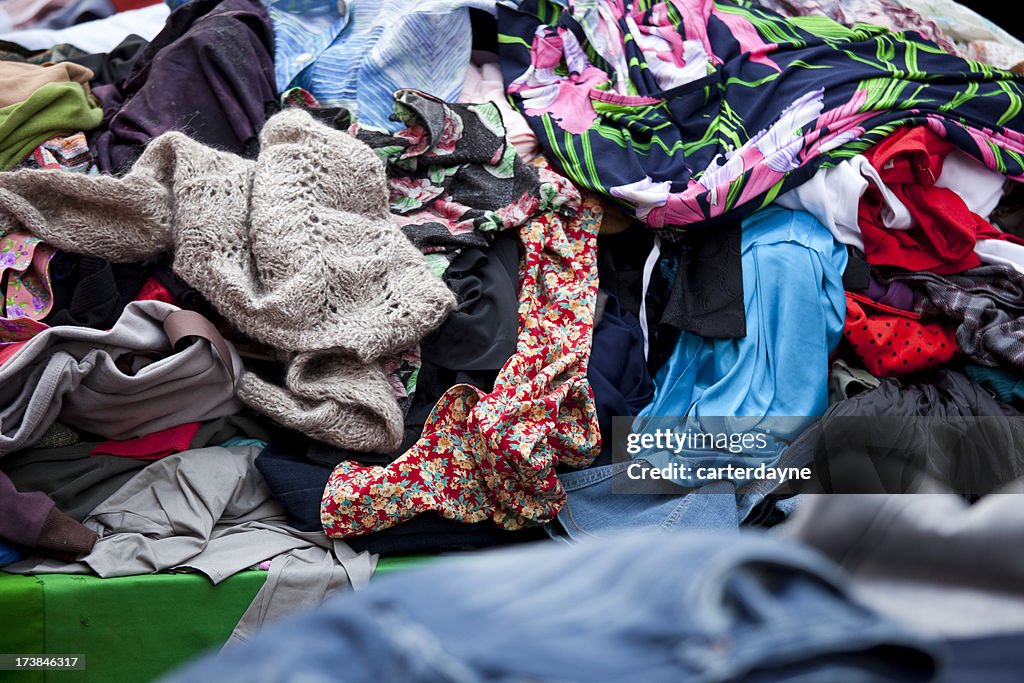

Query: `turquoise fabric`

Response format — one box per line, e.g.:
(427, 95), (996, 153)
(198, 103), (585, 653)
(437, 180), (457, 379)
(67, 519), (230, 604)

(633, 207), (847, 481)
(965, 364), (1024, 405)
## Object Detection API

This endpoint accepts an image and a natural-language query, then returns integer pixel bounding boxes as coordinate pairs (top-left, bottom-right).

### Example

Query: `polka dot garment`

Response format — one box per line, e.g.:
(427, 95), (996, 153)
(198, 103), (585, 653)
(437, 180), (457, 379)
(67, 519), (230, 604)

(844, 291), (958, 377)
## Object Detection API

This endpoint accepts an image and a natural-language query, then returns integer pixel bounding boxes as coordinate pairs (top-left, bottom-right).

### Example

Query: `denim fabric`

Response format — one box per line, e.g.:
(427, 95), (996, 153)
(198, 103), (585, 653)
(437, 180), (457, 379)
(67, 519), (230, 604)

(553, 429), (816, 538)
(161, 531), (941, 683)
(554, 461), (740, 539)
(942, 633), (1024, 683)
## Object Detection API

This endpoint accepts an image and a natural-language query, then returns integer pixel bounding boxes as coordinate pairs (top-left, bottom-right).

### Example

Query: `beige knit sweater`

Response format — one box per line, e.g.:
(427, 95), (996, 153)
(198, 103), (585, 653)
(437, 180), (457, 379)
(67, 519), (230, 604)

(0, 109), (457, 451)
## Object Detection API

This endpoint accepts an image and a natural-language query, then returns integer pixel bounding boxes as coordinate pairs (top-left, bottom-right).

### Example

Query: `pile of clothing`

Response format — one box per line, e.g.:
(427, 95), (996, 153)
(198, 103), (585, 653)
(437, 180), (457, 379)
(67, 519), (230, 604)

(1, 0), (1024, 668)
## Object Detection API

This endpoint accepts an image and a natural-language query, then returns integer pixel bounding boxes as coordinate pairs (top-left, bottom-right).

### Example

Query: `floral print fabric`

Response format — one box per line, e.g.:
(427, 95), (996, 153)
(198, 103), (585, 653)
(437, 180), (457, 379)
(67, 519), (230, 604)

(322, 167), (603, 537)
(0, 232), (55, 345)
(354, 89), (566, 258)
(283, 88), (579, 421)
(497, 0), (1024, 235)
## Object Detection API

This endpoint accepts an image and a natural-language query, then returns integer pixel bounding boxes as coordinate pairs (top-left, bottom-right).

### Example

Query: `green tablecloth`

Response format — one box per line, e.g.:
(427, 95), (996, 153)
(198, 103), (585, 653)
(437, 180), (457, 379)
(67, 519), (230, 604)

(0, 558), (426, 682)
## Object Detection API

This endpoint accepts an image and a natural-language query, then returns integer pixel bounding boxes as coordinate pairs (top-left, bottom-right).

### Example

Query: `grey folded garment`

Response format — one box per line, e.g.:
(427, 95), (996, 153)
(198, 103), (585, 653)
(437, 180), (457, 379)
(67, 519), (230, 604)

(0, 299), (241, 456)
(0, 108), (457, 452)
(5, 446), (376, 643)
(778, 486), (1024, 637)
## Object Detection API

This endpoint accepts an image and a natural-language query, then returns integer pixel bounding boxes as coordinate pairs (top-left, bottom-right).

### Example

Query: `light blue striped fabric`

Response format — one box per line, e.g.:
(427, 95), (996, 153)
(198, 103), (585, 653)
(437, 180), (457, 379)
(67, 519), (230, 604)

(264, 0), (493, 131)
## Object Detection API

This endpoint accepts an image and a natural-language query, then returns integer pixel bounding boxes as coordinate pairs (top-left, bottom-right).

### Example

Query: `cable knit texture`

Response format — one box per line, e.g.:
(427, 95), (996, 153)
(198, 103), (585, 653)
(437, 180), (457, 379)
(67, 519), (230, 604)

(0, 109), (457, 451)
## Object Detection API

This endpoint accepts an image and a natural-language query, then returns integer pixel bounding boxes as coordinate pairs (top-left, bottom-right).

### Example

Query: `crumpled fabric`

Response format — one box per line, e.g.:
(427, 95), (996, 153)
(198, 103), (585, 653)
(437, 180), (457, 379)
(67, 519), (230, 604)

(755, 0), (960, 55)
(789, 369), (1024, 496)
(322, 175), (602, 537)
(781, 485), (1024, 637)
(498, 0), (1024, 233)
(160, 531), (943, 683)
(0, 107), (457, 453)
(4, 445), (373, 580)
(843, 291), (959, 377)
(91, 0), (277, 174)
(0, 300), (241, 456)
(351, 89), (562, 260)
(630, 207), (847, 481)
(859, 126), (1017, 274)
(882, 265), (1024, 369)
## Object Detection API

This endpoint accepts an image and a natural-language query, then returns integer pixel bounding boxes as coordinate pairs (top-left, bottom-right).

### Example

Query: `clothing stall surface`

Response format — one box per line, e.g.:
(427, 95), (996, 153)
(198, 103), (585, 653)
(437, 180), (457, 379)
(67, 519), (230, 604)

(2, 0), (1024, 680)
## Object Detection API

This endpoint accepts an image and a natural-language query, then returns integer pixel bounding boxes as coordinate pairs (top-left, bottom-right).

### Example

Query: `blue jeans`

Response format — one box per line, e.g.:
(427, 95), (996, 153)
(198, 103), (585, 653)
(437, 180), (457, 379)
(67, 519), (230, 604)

(162, 531), (941, 683)
(552, 440), (809, 539)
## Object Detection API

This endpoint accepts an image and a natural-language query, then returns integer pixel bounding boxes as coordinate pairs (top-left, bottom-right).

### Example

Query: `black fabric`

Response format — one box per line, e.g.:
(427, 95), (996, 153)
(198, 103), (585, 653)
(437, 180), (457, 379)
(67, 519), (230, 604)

(596, 220), (653, 319)
(421, 230), (519, 372)
(469, 8), (499, 53)
(313, 231), (520, 465)
(642, 221), (745, 374)
(669, 220), (746, 339)
(345, 512), (545, 556)
(90, 0), (277, 174)
(68, 34), (149, 88)
(142, 254), (217, 317)
(842, 247), (871, 290)
(43, 254), (149, 329)
(792, 370), (1024, 496)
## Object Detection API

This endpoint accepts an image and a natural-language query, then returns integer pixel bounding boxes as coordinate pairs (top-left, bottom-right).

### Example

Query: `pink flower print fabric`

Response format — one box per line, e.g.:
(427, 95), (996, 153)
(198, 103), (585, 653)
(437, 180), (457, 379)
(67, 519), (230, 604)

(0, 232), (55, 345)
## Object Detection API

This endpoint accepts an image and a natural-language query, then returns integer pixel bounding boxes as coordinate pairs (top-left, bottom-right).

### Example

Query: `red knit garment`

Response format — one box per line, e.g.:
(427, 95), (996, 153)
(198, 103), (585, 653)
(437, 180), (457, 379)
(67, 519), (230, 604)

(844, 291), (958, 376)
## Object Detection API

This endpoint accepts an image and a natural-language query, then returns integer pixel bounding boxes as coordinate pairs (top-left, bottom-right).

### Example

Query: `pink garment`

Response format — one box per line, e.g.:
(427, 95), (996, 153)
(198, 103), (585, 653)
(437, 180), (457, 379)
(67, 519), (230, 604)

(0, 0), (72, 31)
(459, 52), (540, 163)
(90, 422), (201, 461)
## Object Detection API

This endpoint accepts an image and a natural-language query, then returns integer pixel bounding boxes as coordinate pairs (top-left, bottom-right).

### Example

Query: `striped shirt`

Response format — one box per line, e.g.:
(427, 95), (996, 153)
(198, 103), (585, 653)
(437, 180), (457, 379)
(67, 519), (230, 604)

(264, 0), (492, 131)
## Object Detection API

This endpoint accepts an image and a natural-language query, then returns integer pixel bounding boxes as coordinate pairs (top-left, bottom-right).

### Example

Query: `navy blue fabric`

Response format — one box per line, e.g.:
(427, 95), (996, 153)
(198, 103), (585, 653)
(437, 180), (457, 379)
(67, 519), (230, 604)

(256, 441), (541, 555)
(586, 292), (654, 465)
(941, 633), (1024, 683)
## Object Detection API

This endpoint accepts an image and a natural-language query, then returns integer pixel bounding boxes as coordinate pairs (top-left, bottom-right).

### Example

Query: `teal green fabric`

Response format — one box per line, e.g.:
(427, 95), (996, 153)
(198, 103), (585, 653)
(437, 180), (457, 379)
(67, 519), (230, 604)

(965, 365), (1024, 405)
(0, 82), (102, 171)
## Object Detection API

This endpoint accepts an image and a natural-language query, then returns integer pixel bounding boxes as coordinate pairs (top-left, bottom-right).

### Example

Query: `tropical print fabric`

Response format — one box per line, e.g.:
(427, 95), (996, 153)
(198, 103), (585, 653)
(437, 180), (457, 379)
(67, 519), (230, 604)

(354, 89), (561, 257)
(497, 0), (1024, 234)
(321, 165), (602, 537)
